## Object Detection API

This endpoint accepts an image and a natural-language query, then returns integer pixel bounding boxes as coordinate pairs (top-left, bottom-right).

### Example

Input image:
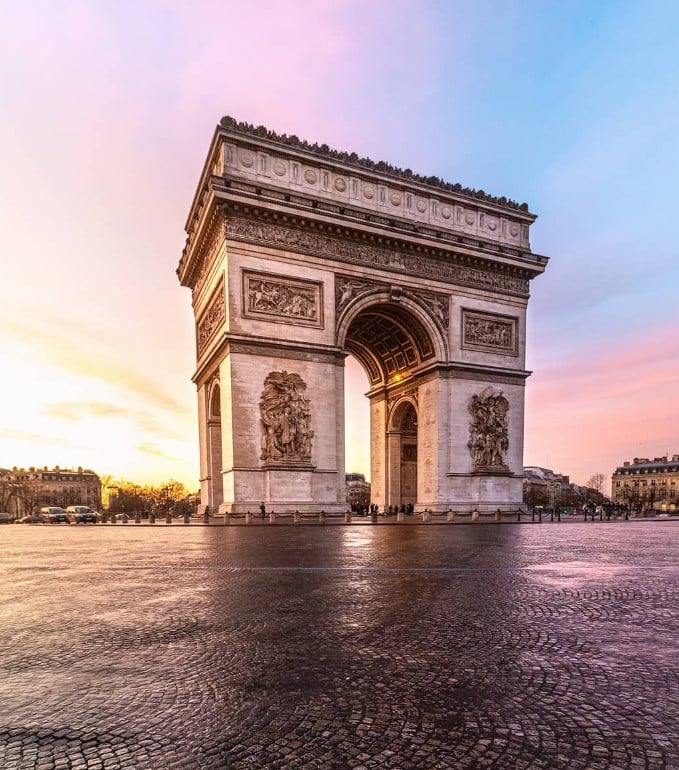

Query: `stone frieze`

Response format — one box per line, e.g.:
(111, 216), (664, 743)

(227, 216), (529, 296)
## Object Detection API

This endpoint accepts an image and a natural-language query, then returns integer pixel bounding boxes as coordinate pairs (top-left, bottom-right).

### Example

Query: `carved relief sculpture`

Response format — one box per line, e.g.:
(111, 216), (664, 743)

(462, 310), (518, 355)
(467, 387), (510, 471)
(229, 217), (530, 296)
(260, 371), (314, 464)
(411, 290), (450, 330)
(197, 283), (226, 355)
(244, 271), (323, 328)
(335, 276), (382, 315)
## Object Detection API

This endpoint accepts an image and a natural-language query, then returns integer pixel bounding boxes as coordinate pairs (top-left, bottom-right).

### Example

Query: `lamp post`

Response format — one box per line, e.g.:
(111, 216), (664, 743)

(163, 486), (172, 524)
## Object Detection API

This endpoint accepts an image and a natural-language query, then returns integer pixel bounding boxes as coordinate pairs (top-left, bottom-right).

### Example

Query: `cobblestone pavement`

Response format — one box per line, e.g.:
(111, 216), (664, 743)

(0, 523), (677, 769)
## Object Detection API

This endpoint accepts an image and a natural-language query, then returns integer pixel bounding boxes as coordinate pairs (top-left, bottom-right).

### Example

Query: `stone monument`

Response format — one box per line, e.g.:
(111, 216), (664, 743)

(177, 117), (548, 514)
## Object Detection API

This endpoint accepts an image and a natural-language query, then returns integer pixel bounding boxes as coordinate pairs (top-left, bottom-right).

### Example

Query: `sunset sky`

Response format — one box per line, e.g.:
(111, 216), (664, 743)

(1, 1), (677, 491)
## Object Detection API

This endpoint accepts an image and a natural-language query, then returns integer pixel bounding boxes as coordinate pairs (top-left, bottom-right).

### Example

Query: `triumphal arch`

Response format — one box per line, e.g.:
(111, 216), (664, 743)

(177, 117), (548, 514)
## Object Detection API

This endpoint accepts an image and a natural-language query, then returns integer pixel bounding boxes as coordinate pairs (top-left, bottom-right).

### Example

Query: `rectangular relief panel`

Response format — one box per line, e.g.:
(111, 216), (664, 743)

(461, 308), (518, 356)
(196, 278), (226, 356)
(242, 270), (324, 328)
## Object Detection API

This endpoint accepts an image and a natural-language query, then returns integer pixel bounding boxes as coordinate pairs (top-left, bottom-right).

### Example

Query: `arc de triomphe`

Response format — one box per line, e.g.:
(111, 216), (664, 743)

(178, 117), (548, 514)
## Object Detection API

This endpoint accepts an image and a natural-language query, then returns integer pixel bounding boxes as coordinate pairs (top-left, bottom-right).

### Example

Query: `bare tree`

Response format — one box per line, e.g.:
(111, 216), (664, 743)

(586, 473), (608, 494)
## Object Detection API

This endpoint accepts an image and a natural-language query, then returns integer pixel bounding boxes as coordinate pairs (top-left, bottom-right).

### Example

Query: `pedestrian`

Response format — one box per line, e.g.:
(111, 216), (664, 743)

(260, 502), (266, 519)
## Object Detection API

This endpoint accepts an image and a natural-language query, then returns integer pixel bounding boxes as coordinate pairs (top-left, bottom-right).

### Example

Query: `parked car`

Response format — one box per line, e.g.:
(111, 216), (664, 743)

(0, 512), (12, 524)
(66, 505), (98, 524)
(19, 515), (42, 524)
(40, 506), (69, 523)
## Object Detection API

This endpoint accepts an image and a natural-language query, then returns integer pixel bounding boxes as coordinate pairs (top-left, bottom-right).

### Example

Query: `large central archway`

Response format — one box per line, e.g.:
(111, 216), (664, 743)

(178, 118), (548, 514)
(339, 295), (444, 510)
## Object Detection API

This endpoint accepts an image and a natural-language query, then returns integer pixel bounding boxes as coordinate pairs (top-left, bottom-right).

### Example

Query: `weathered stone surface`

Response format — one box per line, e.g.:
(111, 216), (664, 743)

(178, 121), (548, 514)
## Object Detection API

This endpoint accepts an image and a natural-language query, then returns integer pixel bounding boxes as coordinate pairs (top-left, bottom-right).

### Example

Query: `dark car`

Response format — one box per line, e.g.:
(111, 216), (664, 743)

(40, 507), (69, 523)
(66, 506), (98, 524)
(19, 515), (42, 524)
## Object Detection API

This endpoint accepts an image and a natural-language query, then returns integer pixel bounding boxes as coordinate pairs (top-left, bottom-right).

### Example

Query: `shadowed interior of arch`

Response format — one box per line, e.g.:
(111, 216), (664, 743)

(344, 303), (435, 386)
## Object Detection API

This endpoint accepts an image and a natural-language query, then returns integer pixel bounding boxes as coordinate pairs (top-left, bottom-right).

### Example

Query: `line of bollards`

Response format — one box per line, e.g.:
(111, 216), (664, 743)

(96, 506), (637, 525)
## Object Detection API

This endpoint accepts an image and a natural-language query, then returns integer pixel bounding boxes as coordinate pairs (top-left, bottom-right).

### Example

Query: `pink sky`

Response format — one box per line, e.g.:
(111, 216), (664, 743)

(1, 1), (677, 491)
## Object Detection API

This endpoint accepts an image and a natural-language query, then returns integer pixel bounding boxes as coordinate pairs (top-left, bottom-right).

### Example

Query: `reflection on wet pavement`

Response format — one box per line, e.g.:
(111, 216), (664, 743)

(0, 523), (677, 769)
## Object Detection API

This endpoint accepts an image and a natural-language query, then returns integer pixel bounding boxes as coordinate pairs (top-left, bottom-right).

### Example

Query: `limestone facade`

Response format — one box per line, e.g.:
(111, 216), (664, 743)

(612, 455), (679, 513)
(178, 117), (548, 514)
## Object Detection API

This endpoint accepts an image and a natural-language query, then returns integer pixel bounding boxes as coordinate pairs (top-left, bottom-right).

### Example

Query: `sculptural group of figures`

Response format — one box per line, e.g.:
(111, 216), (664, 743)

(467, 389), (510, 468)
(260, 371), (313, 462)
(464, 317), (513, 348)
(249, 279), (317, 319)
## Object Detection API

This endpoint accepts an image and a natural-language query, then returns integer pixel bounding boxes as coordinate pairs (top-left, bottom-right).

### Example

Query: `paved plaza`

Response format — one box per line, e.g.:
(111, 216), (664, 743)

(0, 522), (677, 770)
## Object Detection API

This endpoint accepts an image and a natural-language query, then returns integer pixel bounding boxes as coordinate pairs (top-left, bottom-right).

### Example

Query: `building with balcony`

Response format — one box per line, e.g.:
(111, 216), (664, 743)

(612, 455), (679, 514)
(1, 466), (102, 518)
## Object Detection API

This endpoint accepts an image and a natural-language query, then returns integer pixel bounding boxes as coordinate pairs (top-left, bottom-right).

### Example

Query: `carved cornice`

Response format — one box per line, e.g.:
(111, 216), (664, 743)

(219, 115), (530, 213)
(179, 202), (227, 296)
(226, 213), (530, 297)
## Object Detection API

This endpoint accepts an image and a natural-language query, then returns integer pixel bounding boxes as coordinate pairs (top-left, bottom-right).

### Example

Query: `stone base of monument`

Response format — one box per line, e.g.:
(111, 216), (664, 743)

(472, 465), (512, 476)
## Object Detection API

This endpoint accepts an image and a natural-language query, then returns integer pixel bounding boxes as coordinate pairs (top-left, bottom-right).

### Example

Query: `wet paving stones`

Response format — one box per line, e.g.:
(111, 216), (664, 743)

(0, 523), (678, 769)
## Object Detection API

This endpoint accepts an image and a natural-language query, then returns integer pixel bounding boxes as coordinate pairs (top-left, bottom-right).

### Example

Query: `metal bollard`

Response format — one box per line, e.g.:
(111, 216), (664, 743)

(149, 512), (155, 524)
(471, 509), (479, 522)
(344, 511), (352, 524)
(269, 512), (276, 525)
(294, 510), (300, 524)
(495, 508), (502, 522)
(166, 513), (172, 524)
(371, 511), (378, 524)
(135, 512), (141, 524)
(245, 512), (252, 525)
(319, 510), (326, 525)
(184, 513), (191, 524)
(422, 509), (430, 522)
(447, 509), (455, 522)
(397, 510), (405, 523)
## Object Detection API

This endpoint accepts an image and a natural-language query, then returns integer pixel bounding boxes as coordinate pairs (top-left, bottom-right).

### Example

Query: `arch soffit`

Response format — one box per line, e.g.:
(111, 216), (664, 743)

(336, 290), (448, 364)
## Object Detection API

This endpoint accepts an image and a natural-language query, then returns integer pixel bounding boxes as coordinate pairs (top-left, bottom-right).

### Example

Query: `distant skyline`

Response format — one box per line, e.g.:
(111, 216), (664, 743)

(1, 1), (677, 491)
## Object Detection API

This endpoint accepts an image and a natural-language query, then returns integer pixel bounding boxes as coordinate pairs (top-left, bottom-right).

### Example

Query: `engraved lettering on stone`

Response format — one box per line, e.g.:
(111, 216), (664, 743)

(468, 387), (509, 470)
(260, 371), (313, 463)
(197, 284), (225, 355)
(462, 310), (517, 354)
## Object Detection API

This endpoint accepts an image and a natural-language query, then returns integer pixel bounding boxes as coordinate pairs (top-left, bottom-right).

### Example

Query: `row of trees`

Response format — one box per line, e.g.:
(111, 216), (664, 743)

(105, 479), (198, 517)
(0, 475), (198, 518)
